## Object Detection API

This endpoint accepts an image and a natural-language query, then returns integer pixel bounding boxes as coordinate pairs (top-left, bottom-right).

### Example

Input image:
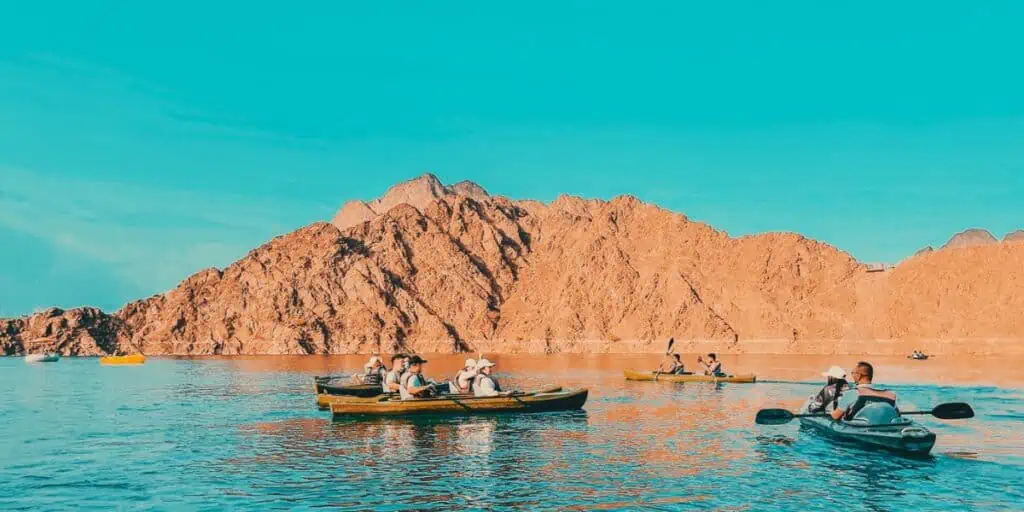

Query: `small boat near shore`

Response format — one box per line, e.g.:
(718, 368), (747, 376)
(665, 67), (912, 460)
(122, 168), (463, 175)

(99, 354), (146, 365)
(329, 388), (588, 417)
(623, 369), (756, 384)
(24, 353), (60, 363)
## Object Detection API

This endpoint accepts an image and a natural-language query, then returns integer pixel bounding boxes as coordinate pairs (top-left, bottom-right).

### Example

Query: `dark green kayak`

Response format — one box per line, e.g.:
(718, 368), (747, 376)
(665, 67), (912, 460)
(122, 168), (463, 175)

(798, 400), (936, 456)
(313, 376), (383, 397)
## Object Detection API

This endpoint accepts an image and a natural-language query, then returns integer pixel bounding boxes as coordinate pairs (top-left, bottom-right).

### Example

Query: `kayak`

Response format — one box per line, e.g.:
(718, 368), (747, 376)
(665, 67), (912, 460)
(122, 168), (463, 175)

(623, 369), (756, 384)
(313, 377), (383, 397)
(25, 353), (60, 363)
(317, 385), (564, 410)
(797, 400), (936, 456)
(329, 388), (588, 417)
(99, 354), (146, 365)
(908, 354), (930, 360)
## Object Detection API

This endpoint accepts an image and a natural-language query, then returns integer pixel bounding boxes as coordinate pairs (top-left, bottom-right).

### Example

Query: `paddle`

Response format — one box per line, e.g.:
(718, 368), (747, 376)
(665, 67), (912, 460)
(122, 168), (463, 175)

(653, 338), (675, 381)
(755, 402), (975, 425)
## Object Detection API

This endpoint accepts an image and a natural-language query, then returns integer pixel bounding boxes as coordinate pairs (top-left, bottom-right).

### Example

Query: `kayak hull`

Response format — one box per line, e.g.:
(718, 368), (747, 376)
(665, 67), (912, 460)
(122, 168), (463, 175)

(798, 404), (936, 456)
(313, 378), (384, 398)
(623, 369), (756, 384)
(25, 353), (60, 363)
(100, 354), (146, 365)
(317, 385), (565, 410)
(329, 388), (588, 417)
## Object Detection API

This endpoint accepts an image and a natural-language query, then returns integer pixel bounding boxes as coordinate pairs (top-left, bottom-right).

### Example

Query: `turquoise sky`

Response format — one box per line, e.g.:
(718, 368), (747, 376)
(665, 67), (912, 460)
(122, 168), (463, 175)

(1, 1), (1022, 316)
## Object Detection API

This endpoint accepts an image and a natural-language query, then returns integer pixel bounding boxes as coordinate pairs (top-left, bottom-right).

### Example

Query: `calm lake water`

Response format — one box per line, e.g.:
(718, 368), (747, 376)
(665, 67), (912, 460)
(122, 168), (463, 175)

(2, 354), (1021, 511)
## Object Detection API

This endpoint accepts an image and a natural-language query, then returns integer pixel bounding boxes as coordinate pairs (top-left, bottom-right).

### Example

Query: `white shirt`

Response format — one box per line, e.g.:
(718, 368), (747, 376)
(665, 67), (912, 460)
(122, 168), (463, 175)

(474, 374), (500, 397)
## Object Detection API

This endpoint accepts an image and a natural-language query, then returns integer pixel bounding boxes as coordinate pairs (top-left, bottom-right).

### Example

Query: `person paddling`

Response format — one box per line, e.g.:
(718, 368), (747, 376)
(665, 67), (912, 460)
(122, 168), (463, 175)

(451, 358), (479, 394)
(808, 366), (848, 413)
(659, 354), (686, 375)
(400, 355), (437, 399)
(472, 358), (510, 397)
(831, 361), (897, 422)
(383, 354), (407, 393)
(698, 353), (724, 376)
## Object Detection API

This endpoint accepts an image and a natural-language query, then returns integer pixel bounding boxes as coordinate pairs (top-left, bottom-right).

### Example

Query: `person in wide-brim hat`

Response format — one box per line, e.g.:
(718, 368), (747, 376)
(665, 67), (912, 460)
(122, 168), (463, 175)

(808, 365), (848, 413)
(472, 358), (509, 397)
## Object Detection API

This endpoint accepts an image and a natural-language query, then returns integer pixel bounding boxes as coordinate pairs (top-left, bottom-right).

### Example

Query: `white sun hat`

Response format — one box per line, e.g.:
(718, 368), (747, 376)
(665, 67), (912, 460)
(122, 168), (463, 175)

(821, 365), (846, 379)
(476, 358), (496, 369)
(465, 358), (477, 368)
(364, 356), (382, 369)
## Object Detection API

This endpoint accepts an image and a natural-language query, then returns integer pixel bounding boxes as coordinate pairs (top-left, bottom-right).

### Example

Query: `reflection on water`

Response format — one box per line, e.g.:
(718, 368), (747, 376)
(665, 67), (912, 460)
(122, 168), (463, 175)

(0, 355), (1021, 511)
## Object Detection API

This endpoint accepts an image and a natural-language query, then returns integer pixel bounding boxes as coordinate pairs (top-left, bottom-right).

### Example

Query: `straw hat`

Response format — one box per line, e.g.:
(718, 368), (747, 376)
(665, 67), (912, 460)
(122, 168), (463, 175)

(821, 365), (846, 379)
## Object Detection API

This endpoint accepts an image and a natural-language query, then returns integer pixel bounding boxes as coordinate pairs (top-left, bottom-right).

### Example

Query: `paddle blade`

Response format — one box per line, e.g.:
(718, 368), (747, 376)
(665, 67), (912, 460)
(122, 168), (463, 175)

(931, 402), (974, 420)
(756, 409), (796, 425)
(666, 337), (675, 355)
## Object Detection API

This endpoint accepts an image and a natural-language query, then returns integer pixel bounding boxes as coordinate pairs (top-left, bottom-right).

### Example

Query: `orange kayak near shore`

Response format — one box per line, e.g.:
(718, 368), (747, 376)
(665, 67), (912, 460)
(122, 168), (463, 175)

(623, 369), (756, 383)
(100, 354), (146, 365)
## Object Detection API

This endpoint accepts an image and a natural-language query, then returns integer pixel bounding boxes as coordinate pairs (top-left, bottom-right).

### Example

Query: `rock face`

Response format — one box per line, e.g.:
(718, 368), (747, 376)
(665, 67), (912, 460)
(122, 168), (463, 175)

(330, 174), (490, 230)
(941, 228), (998, 250)
(1004, 230), (1024, 242)
(1, 307), (120, 356)
(4, 175), (1024, 356)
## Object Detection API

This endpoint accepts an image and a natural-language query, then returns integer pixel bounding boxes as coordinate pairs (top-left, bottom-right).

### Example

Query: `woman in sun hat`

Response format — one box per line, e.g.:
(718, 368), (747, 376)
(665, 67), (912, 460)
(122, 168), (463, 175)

(472, 358), (511, 397)
(451, 357), (479, 394)
(808, 365), (848, 413)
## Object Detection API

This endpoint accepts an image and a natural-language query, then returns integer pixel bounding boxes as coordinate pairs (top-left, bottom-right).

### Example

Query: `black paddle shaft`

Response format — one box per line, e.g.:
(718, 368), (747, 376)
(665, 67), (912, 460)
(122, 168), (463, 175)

(755, 402), (975, 425)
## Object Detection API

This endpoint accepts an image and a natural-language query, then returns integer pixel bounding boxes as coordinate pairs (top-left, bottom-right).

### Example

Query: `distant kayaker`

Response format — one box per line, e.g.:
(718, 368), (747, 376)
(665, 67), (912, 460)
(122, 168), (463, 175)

(831, 361), (897, 422)
(698, 353), (724, 376)
(808, 366), (848, 413)
(383, 354), (407, 393)
(451, 358), (479, 394)
(400, 355), (437, 399)
(472, 358), (510, 397)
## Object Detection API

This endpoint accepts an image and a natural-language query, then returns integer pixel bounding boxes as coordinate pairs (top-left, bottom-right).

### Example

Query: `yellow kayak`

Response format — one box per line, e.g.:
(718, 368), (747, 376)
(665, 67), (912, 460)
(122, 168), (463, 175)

(100, 354), (146, 365)
(623, 369), (756, 383)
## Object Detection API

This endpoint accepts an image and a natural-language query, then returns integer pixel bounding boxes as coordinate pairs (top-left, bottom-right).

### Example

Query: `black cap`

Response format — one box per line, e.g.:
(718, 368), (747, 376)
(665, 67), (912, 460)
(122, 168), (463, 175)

(408, 355), (428, 365)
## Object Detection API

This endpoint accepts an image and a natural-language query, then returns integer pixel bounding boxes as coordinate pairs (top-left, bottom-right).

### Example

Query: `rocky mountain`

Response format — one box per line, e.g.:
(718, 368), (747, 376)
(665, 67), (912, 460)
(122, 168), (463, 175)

(940, 228), (998, 250)
(4, 175), (1024, 356)
(331, 173), (490, 230)
(1005, 230), (1024, 242)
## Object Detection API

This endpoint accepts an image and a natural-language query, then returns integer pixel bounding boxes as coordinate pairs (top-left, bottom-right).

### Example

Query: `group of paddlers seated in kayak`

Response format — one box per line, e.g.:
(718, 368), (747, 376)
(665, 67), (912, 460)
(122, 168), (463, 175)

(353, 354), (510, 400)
(807, 361), (898, 422)
(655, 353), (726, 376)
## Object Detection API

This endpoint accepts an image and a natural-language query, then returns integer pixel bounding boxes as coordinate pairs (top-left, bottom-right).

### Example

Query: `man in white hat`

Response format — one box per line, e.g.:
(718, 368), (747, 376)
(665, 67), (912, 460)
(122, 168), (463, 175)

(807, 365), (848, 413)
(451, 357), (479, 394)
(472, 358), (511, 397)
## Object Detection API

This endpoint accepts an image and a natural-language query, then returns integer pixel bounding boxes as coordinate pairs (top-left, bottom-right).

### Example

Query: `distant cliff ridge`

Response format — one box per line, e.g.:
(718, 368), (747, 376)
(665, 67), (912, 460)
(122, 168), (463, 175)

(4, 174), (1024, 356)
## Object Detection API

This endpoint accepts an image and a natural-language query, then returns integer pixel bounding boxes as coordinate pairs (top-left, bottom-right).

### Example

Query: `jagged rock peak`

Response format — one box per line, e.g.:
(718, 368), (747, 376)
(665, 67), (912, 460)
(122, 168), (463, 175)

(331, 174), (491, 230)
(1004, 229), (1024, 242)
(941, 228), (997, 250)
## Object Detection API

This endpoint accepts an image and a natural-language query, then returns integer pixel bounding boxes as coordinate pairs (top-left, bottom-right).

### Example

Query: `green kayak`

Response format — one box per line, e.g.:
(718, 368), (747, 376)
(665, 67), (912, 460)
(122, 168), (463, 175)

(798, 399), (936, 456)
